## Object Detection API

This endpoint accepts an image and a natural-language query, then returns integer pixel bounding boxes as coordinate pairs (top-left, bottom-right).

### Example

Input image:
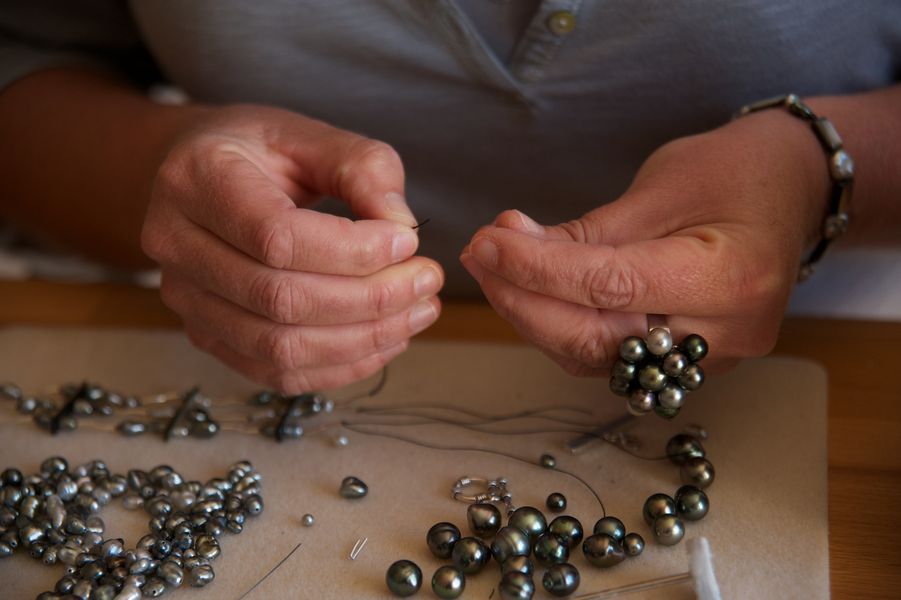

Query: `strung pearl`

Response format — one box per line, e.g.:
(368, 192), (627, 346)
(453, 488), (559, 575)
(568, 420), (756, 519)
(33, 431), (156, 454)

(619, 336), (648, 363)
(679, 334), (709, 362)
(678, 363), (705, 391)
(638, 365), (667, 392)
(662, 351), (688, 377)
(646, 327), (674, 356)
(657, 383), (685, 409)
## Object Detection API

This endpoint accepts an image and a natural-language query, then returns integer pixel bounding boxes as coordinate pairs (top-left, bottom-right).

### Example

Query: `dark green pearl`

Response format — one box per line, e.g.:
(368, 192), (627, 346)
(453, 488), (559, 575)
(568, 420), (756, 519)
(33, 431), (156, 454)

(508, 507), (547, 542)
(431, 565), (465, 599)
(534, 533), (569, 566)
(500, 556), (533, 577)
(542, 563), (581, 597)
(386, 560), (422, 597)
(623, 533), (644, 556)
(675, 485), (710, 521)
(619, 336), (647, 363)
(498, 571), (535, 600)
(581, 534), (625, 568)
(539, 454), (557, 469)
(652, 515), (685, 546)
(548, 516), (583, 547)
(638, 364), (667, 392)
(426, 522), (461, 559)
(678, 363), (705, 391)
(665, 434), (705, 465)
(592, 516), (625, 542)
(642, 494), (676, 526)
(451, 537), (490, 574)
(679, 334), (709, 362)
(680, 457), (715, 489)
(491, 526), (531, 563)
(545, 493), (566, 514)
(467, 503), (501, 537)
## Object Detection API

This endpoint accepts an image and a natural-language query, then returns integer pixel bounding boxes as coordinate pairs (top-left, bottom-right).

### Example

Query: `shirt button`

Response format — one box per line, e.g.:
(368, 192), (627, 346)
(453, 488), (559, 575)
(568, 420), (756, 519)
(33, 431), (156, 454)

(546, 11), (576, 36)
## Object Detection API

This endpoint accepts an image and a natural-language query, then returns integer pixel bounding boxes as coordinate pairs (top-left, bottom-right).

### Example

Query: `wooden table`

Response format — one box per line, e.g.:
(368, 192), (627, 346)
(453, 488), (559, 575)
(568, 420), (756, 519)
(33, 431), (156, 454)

(1, 280), (899, 599)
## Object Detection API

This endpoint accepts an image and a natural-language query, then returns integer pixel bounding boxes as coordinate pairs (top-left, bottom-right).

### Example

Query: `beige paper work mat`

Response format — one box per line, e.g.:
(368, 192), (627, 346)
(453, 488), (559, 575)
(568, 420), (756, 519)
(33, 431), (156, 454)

(0, 327), (829, 599)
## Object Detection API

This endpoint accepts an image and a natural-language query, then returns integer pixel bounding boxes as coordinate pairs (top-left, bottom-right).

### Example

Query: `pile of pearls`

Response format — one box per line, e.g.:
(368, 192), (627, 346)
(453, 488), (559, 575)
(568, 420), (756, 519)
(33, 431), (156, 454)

(0, 457), (263, 599)
(609, 329), (709, 419)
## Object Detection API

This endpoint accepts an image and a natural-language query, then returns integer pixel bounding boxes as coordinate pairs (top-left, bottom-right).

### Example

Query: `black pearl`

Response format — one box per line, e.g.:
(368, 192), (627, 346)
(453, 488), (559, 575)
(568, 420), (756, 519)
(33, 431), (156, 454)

(627, 388), (655, 415)
(680, 457), (715, 489)
(451, 536), (490, 574)
(386, 559), (423, 597)
(534, 533), (569, 566)
(662, 351), (688, 377)
(491, 526), (531, 563)
(592, 516), (625, 542)
(675, 485), (710, 521)
(539, 454), (557, 469)
(500, 556), (533, 577)
(427, 522), (461, 559)
(611, 359), (637, 381)
(638, 364), (667, 392)
(339, 476), (368, 499)
(431, 565), (465, 599)
(498, 571), (535, 600)
(582, 534), (625, 568)
(653, 403), (680, 419)
(646, 327), (674, 356)
(657, 383), (685, 409)
(623, 533), (644, 557)
(545, 493), (566, 513)
(619, 336), (647, 363)
(643, 494), (676, 526)
(665, 434), (705, 465)
(679, 334), (709, 362)
(652, 515), (685, 546)
(548, 516), (583, 547)
(609, 377), (632, 397)
(468, 503), (501, 537)
(508, 507), (547, 542)
(678, 363), (705, 391)
(542, 563), (581, 597)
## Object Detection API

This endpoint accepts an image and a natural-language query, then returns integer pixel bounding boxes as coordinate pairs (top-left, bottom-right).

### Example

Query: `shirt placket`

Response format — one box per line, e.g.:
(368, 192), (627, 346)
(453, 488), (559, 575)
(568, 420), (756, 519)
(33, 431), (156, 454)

(509, 0), (584, 83)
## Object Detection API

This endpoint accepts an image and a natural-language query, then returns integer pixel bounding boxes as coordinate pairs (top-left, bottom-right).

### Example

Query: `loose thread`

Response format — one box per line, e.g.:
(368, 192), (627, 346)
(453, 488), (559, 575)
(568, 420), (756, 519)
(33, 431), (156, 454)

(412, 218), (431, 230)
(237, 541), (303, 599)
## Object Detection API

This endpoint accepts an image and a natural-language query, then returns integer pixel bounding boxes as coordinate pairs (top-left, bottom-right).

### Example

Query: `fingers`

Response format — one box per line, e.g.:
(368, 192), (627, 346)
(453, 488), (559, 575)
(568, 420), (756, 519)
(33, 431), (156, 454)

(162, 271), (440, 370)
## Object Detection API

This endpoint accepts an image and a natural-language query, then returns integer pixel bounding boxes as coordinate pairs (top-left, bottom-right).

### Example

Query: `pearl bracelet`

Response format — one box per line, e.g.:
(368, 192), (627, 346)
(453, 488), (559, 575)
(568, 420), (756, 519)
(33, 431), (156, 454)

(735, 93), (854, 282)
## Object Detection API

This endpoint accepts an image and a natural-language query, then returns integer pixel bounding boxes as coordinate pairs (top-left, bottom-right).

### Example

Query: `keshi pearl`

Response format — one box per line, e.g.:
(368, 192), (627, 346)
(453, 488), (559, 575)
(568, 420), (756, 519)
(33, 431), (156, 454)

(611, 359), (637, 381)
(508, 507), (547, 542)
(675, 485), (710, 521)
(666, 434), (705, 465)
(431, 565), (465, 599)
(623, 533), (645, 557)
(339, 476), (368, 499)
(468, 503), (502, 537)
(638, 364), (667, 392)
(534, 533), (569, 566)
(501, 556), (533, 577)
(679, 334), (709, 362)
(548, 516), (583, 547)
(499, 571), (536, 600)
(451, 537), (490, 574)
(662, 351), (688, 377)
(427, 522), (461, 559)
(386, 559), (423, 597)
(592, 516), (625, 542)
(491, 526), (531, 563)
(545, 492), (567, 513)
(680, 457), (715, 489)
(678, 363), (705, 391)
(582, 534), (625, 568)
(643, 494), (676, 526)
(542, 563), (581, 597)
(627, 388), (655, 416)
(609, 377), (632, 397)
(158, 561), (184, 586)
(539, 454), (557, 469)
(619, 336), (647, 363)
(302, 514), (315, 527)
(646, 327), (673, 356)
(657, 383), (685, 409)
(653, 515), (685, 546)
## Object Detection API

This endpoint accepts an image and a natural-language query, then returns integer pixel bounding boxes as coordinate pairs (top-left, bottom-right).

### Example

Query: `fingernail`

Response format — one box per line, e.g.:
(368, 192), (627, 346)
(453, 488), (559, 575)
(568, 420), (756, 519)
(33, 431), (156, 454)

(408, 300), (438, 333)
(414, 266), (441, 297)
(391, 230), (418, 261)
(514, 210), (544, 235)
(460, 254), (484, 285)
(471, 237), (498, 268)
(384, 192), (418, 227)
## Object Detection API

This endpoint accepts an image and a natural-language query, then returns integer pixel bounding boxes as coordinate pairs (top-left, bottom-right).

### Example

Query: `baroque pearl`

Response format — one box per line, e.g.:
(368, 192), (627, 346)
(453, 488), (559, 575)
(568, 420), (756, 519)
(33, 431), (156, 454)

(542, 563), (581, 597)
(339, 476), (368, 499)
(386, 559), (423, 597)
(498, 571), (536, 600)
(500, 555), (533, 577)
(491, 526), (531, 563)
(582, 534), (625, 568)
(467, 503), (501, 537)
(427, 522), (461, 559)
(508, 506), (547, 542)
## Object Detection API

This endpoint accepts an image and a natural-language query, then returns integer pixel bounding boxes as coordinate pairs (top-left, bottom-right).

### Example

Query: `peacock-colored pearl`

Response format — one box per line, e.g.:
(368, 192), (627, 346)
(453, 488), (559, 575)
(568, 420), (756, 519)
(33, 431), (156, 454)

(592, 517), (625, 542)
(498, 571), (536, 600)
(542, 563), (581, 597)
(501, 555), (533, 577)
(638, 364), (667, 392)
(534, 533), (569, 566)
(427, 522), (461, 559)
(675, 485), (710, 521)
(679, 334), (709, 362)
(582, 534), (625, 568)
(508, 507), (547, 542)
(468, 503), (501, 537)
(491, 526), (531, 564)
(642, 494), (676, 526)
(548, 516), (583, 547)
(619, 337), (647, 363)
(431, 565), (465, 599)
(451, 537), (490, 575)
(386, 559), (423, 597)
(627, 389), (655, 415)
(678, 363), (705, 391)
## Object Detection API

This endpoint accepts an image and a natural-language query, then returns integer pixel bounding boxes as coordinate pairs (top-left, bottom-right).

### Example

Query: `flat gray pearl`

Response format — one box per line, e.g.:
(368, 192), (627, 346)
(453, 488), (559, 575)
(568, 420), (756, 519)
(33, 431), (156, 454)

(619, 336), (647, 363)
(501, 555), (533, 577)
(627, 389), (655, 415)
(609, 376), (632, 397)
(498, 571), (535, 600)
(592, 517), (625, 542)
(662, 351), (689, 377)
(611, 359), (637, 381)
(646, 327), (674, 356)
(386, 559), (423, 597)
(195, 535), (220, 560)
(657, 383), (685, 409)
(451, 537), (490, 574)
(431, 565), (465, 599)
(491, 526), (531, 563)
(623, 533), (644, 557)
(675, 485), (710, 521)
(545, 493), (566, 514)
(508, 507), (547, 542)
(468, 503), (501, 537)
(678, 363), (705, 391)
(533, 533), (569, 566)
(653, 515), (685, 546)
(542, 563), (581, 597)
(666, 434), (705, 465)
(427, 522), (461, 559)
(680, 457), (715, 489)
(638, 365), (667, 392)
(581, 534), (625, 568)
(679, 334), (709, 362)
(548, 516), (583, 547)
(339, 476), (368, 499)
(642, 494), (676, 526)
